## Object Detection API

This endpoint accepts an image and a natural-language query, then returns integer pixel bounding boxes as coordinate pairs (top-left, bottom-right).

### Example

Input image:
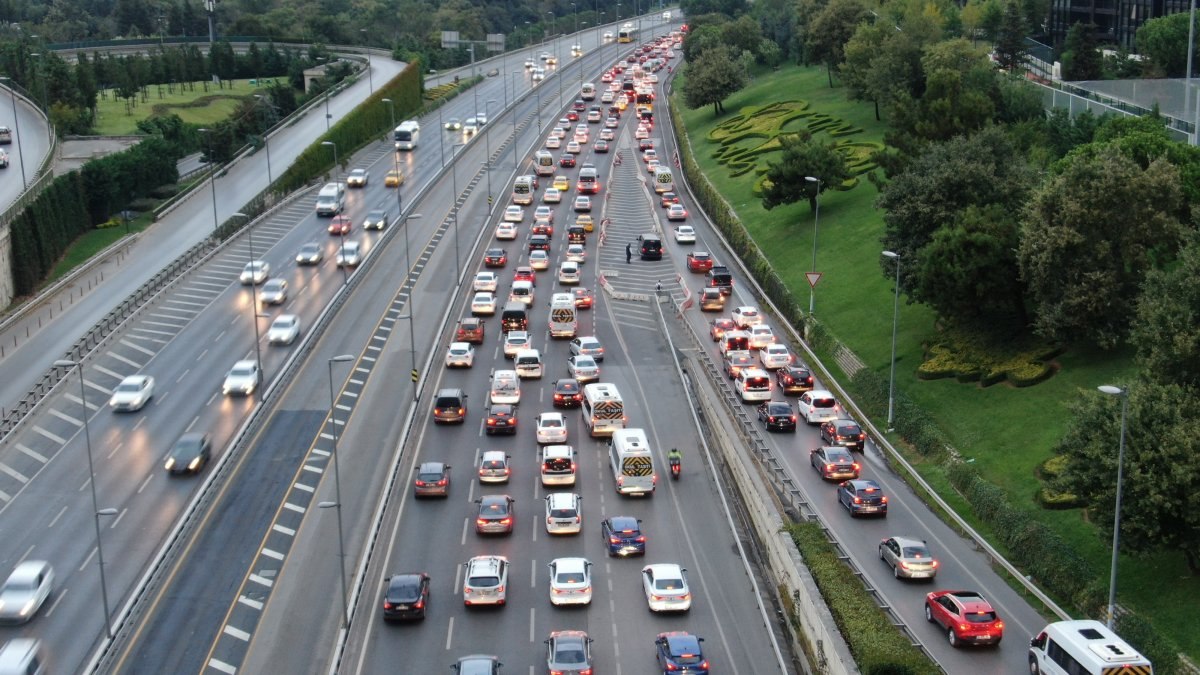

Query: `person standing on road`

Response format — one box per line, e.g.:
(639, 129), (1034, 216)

(626, 242), (632, 264)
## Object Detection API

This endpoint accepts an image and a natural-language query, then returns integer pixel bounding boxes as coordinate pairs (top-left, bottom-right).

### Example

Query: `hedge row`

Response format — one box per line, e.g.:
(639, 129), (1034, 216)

(789, 522), (935, 675)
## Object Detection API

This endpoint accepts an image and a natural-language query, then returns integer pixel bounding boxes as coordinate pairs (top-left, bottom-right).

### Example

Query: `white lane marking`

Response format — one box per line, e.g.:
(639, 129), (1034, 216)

(207, 658), (237, 674)
(120, 338), (157, 357)
(43, 586), (67, 617)
(272, 524), (296, 536)
(445, 617), (455, 650)
(460, 517), (468, 546)
(0, 463), (29, 483)
(248, 574), (274, 588)
(283, 502), (306, 514)
(293, 482), (315, 493)
(107, 351), (142, 369)
(529, 607), (536, 642)
(262, 548), (284, 561)
(137, 474), (153, 494)
(78, 546), (97, 572)
(15, 444), (47, 463)
(47, 505), (68, 528)
(223, 624), (251, 641)
(238, 595), (264, 610)
(32, 426), (66, 444)
(48, 408), (82, 427)
(109, 508), (127, 528)
(93, 364), (125, 380)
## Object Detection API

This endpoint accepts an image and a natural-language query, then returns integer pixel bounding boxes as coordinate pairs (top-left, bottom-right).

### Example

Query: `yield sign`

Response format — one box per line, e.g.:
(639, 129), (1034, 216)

(805, 272), (823, 288)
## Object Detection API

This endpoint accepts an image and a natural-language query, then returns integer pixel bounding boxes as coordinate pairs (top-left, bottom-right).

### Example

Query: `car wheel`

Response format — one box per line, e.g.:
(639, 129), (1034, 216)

(894, 564), (902, 579)
(924, 603), (934, 623)
(1028, 656), (1040, 674)
(878, 546), (885, 560)
(948, 628), (958, 648)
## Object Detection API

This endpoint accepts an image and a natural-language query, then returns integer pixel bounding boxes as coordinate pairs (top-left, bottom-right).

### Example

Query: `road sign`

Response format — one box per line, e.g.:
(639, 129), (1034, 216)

(411, 369), (419, 382)
(805, 272), (823, 288)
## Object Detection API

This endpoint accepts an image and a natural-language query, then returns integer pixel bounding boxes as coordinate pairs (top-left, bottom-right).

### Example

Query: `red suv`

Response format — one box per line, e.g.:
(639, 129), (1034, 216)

(455, 318), (485, 344)
(924, 591), (1004, 648)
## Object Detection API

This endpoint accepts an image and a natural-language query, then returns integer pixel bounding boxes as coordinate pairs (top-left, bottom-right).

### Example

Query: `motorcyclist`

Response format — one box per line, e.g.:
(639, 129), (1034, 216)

(667, 447), (682, 469)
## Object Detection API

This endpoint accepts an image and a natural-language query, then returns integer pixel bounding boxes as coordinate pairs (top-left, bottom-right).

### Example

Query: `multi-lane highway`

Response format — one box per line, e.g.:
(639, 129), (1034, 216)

(0, 83), (52, 211)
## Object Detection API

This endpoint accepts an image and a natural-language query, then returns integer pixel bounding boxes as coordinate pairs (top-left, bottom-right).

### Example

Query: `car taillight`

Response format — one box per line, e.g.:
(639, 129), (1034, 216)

(635, 535), (646, 542)
(852, 463), (861, 471)
(931, 560), (939, 567)
(383, 601), (394, 609)
(500, 518), (512, 525)
(458, 408), (464, 415)
(487, 418), (496, 425)
(414, 598), (424, 609)
(858, 433), (866, 440)
(434, 408), (441, 415)
(790, 416), (797, 422)
(415, 480), (427, 487)
(437, 479), (447, 486)
(609, 537), (621, 544)
(881, 496), (888, 503)
(665, 664), (679, 672)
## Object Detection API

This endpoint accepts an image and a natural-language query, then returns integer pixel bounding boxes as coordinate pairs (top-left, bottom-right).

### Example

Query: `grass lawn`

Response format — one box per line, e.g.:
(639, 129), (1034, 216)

(675, 64), (1200, 659)
(93, 79), (271, 135)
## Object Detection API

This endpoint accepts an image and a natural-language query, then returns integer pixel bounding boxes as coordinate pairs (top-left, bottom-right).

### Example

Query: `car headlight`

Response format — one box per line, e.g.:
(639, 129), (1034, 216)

(164, 458), (176, 470)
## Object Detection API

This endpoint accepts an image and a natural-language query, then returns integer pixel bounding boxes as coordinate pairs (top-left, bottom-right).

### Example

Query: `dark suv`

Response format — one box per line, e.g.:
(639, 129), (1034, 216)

(706, 266), (733, 295)
(529, 235), (552, 252)
(639, 234), (663, 260)
(433, 388), (467, 424)
(381, 572), (430, 621)
(821, 419), (866, 451)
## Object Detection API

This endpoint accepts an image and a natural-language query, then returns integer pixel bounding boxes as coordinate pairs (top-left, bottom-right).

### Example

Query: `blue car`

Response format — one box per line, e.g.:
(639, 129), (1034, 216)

(601, 516), (645, 556)
(655, 632), (708, 674)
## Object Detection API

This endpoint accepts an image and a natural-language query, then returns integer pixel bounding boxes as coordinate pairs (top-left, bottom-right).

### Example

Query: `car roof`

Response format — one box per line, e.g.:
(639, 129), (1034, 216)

(889, 535), (927, 548)
(479, 494), (511, 505)
(7, 560), (49, 582)
(481, 450), (508, 460)
(539, 412), (565, 421)
(809, 389), (834, 397)
(663, 632), (702, 653)
(644, 563), (682, 576)
(847, 479), (881, 490)
(546, 492), (577, 507)
(553, 556), (588, 572)
(418, 461), (446, 472)
(609, 515), (639, 529)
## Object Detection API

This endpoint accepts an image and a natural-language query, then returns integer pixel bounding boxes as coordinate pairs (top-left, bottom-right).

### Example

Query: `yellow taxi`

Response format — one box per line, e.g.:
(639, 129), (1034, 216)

(385, 169), (405, 187)
(575, 214), (595, 232)
(553, 175), (571, 192)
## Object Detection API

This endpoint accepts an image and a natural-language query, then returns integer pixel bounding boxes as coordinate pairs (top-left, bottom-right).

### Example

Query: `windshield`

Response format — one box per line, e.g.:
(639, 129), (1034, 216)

(544, 458), (572, 472)
(554, 647), (587, 664)
(550, 507), (576, 518)
(541, 418), (563, 428)
(231, 367), (254, 378)
(556, 572), (585, 584)
(116, 381), (142, 393)
(812, 398), (836, 409)
(902, 546), (932, 559)
(655, 577), (684, 590)
(468, 575), (499, 588)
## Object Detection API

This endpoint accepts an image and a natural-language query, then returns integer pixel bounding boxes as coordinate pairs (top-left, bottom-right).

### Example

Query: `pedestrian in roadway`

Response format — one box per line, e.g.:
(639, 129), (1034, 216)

(626, 243), (632, 264)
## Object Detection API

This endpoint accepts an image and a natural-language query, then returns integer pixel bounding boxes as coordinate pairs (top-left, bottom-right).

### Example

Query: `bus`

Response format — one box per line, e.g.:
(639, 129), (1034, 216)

(393, 120), (420, 150)
(1029, 620), (1153, 675)
(618, 23), (637, 43)
(653, 166), (673, 194)
(512, 175), (535, 205)
(582, 383), (626, 437)
(535, 151), (555, 176)
(609, 429), (656, 496)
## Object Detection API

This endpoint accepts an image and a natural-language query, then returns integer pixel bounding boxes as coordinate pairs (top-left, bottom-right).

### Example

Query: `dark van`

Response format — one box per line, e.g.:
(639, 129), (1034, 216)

(706, 265), (733, 295)
(639, 234), (663, 261)
(501, 302), (529, 333)
(567, 225), (586, 243)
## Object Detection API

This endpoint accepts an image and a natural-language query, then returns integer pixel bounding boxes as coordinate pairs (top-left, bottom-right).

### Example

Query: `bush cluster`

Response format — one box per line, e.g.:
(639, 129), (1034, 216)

(788, 522), (934, 675)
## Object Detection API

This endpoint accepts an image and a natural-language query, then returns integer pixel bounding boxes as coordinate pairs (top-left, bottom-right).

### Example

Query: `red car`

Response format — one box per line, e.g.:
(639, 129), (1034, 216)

(566, 110), (580, 122)
(483, 248), (508, 268)
(455, 318), (486, 344)
(573, 288), (594, 309)
(924, 591), (1005, 648)
(513, 266), (536, 285)
(328, 215), (352, 235)
(686, 252), (714, 273)
(660, 192), (680, 208)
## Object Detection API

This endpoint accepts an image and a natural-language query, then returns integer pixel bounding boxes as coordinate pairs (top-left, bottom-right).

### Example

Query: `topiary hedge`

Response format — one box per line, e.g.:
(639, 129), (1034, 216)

(789, 522), (935, 675)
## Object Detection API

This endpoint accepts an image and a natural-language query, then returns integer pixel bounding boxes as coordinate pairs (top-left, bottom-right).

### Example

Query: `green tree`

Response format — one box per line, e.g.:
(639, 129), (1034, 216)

(721, 14), (764, 57)
(753, 0), (797, 59)
(681, 44), (748, 115)
(760, 133), (852, 212)
(1019, 146), (1185, 348)
(1040, 108), (1104, 160)
(682, 23), (725, 62)
(1060, 22), (1103, 80)
(1135, 11), (1198, 77)
(806, 0), (870, 86)
(992, 1), (1028, 72)
(1132, 233), (1200, 388)
(1055, 382), (1200, 574)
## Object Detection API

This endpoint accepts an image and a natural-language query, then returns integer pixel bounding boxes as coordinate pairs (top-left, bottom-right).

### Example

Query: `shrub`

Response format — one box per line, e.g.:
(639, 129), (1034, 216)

(1116, 612), (1182, 675)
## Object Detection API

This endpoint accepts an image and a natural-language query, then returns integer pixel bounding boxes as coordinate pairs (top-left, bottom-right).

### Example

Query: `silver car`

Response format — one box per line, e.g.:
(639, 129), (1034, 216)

(222, 360), (260, 396)
(260, 278), (288, 305)
(566, 355), (599, 382)
(878, 536), (939, 580)
(109, 374), (155, 411)
(335, 241), (362, 267)
(569, 336), (604, 362)
(0, 561), (54, 624)
(240, 260), (270, 284)
(267, 314), (301, 345)
(296, 242), (323, 265)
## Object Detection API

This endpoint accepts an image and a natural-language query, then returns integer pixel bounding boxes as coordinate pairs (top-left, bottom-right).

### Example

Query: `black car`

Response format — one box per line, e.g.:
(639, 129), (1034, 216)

(776, 365), (815, 394)
(553, 378), (583, 408)
(757, 401), (797, 432)
(483, 248), (508, 267)
(837, 479), (888, 517)
(485, 404), (518, 435)
(821, 419), (866, 451)
(382, 572), (430, 620)
(639, 234), (663, 260)
(559, 154), (577, 168)
(163, 432), (212, 474)
(655, 632), (709, 674)
(529, 235), (552, 252)
(639, 138), (654, 151)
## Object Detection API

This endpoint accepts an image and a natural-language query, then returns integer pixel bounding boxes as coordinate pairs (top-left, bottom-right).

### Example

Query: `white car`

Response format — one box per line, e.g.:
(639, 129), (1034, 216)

(240, 260), (270, 285)
(566, 140), (582, 154)
(796, 390), (840, 425)
(732, 306), (763, 328)
(529, 250), (550, 270)
(346, 168), (369, 187)
(267, 314), (301, 345)
(546, 136), (561, 149)
(463, 117), (479, 135)
(474, 271), (499, 292)
(544, 493), (582, 535)
(471, 292), (497, 316)
(557, 261), (581, 285)
(748, 324), (776, 349)
(635, 125), (650, 140)
(543, 187), (562, 203)
(504, 331), (531, 358)
(495, 222), (518, 240)
(445, 342), (475, 368)
(503, 205), (524, 223)
(548, 557), (592, 605)
(463, 556), (509, 606)
(601, 91), (615, 103)
(566, 355), (600, 382)
(569, 336), (604, 361)
(475, 113), (489, 126)
(335, 241), (361, 266)
(552, 126), (567, 139)
(565, 244), (586, 263)
(674, 225), (696, 243)
(109, 374), (155, 411)
(759, 343), (793, 369)
(641, 563), (692, 612)
(536, 412), (568, 444)
(599, 128), (615, 141)
(0, 560), (54, 623)
(534, 205), (554, 223)
(222, 360), (261, 396)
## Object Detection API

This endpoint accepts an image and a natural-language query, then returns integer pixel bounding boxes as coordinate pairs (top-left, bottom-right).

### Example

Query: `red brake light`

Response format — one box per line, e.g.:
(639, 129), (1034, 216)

(881, 496), (888, 503)
(414, 599), (424, 608)
(852, 463), (861, 471)
(500, 518), (512, 525)
(635, 535), (646, 542)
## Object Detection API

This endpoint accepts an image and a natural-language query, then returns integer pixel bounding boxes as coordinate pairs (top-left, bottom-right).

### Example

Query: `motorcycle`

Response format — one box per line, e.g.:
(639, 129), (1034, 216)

(669, 458), (681, 480)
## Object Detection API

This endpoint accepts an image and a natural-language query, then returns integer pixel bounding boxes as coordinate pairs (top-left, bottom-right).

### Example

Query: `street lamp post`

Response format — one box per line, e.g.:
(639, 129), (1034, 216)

(360, 29), (374, 93)
(253, 95), (274, 184)
(321, 141), (349, 284)
(402, 214), (422, 402)
(1098, 384), (1130, 630)
(804, 176), (822, 320)
(323, 354), (356, 629)
(198, 128), (220, 233)
(451, 142), (466, 280)
(382, 97), (396, 142)
(233, 212), (264, 370)
(511, 72), (521, 148)
(0, 78), (28, 189)
(882, 251), (901, 431)
(485, 99), (498, 202)
(28, 53), (50, 142)
(52, 359), (115, 639)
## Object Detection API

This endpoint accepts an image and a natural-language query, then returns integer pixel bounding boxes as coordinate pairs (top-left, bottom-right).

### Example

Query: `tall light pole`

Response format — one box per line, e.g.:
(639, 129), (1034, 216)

(321, 141), (349, 284)
(233, 212), (264, 371)
(402, 214), (422, 401)
(805, 176), (821, 320)
(199, 128), (220, 233)
(360, 29), (374, 93)
(382, 97), (396, 143)
(253, 95), (274, 184)
(882, 251), (901, 431)
(0, 77), (28, 189)
(322, 354), (356, 629)
(511, 72), (522, 147)
(451, 142), (466, 280)
(28, 52), (50, 141)
(52, 359), (114, 640)
(1098, 384), (1130, 630)
(484, 99), (498, 202)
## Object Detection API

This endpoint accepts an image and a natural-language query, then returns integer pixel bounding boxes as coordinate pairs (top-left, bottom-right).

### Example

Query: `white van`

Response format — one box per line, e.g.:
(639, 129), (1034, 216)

(514, 349), (543, 379)
(509, 280), (534, 306)
(609, 428), (656, 496)
(549, 293), (577, 338)
(490, 369), (521, 404)
(541, 445), (577, 486)
(315, 182), (345, 216)
(736, 367), (773, 402)
(1029, 620), (1153, 675)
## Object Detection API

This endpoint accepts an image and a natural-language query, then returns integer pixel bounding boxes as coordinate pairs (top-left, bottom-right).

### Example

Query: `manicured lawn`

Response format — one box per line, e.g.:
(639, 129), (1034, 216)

(675, 64), (1199, 658)
(93, 79), (269, 135)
